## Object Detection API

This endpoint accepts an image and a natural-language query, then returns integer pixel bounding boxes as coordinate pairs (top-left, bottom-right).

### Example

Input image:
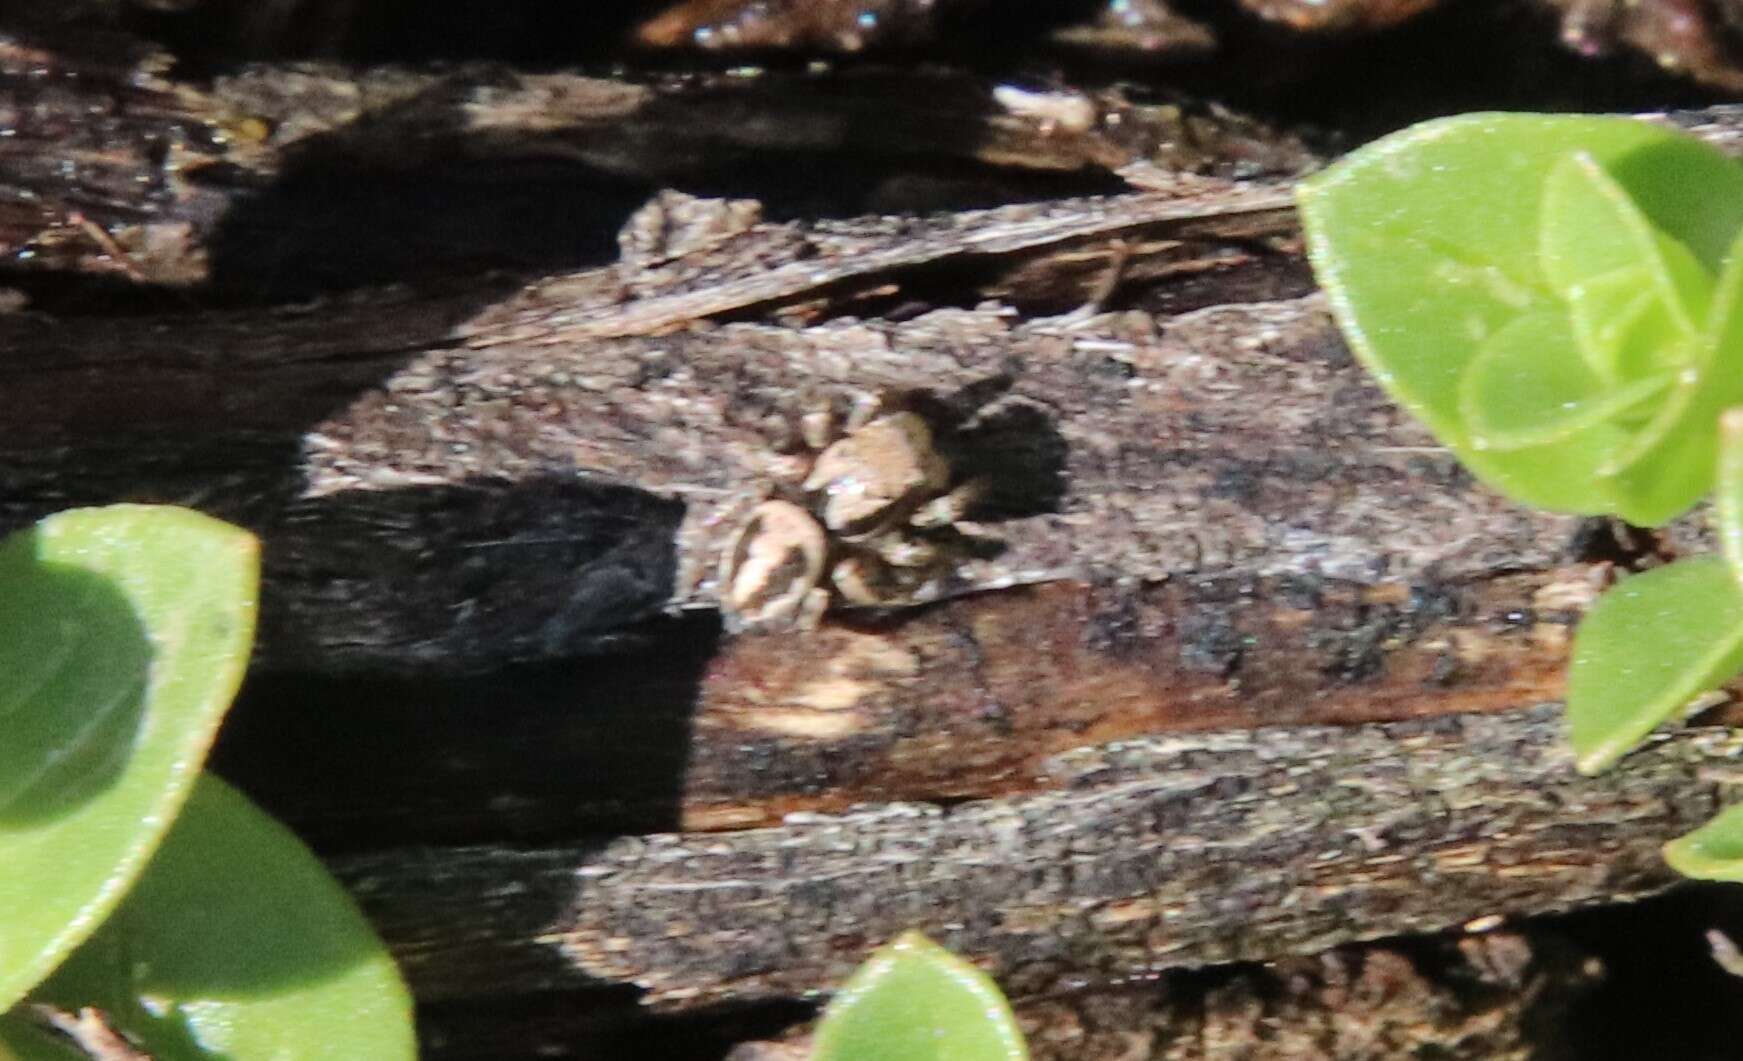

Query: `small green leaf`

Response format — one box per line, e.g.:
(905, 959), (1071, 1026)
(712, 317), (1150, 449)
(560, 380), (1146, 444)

(1707, 224), (1743, 350)
(1719, 408), (1743, 586)
(1561, 265), (1677, 383)
(0, 506), (258, 1007)
(813, 931), (1027, 1061)
(1607, 231), (1743, 521)
(1665, 802), (1743, 880)
(1299, 112), (1743, 525)
(1458, 310), (1670, 450)
(1596, 361), (1743, 524)
(19, 774), (414, 1060)
(1568, 555), (1743, 774)
(1613, 270), (1743, 513)
(1541, 152), (1709, 347)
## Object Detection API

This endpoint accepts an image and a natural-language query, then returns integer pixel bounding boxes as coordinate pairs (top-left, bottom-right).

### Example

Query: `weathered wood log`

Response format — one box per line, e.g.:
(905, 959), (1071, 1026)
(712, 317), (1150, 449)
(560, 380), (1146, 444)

(20, 58), (1741, 678)
(25, 42), (1743, 680)
(0, 28), (1311, 298)
(14, 25), (1743, 1054)
(334, 704), (1743, 1007)
(722, 930), (1607, 1061)
(216, 567), (1594, 846)
(0, 188), (1336, 669)
(422, 928), (1611, 1061)
(4, 186), (1325, 672)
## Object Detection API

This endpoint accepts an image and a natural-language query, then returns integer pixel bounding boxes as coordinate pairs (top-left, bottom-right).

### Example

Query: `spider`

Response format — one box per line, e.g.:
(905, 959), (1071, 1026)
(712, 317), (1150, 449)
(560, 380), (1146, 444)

(719, 394), (988, 630)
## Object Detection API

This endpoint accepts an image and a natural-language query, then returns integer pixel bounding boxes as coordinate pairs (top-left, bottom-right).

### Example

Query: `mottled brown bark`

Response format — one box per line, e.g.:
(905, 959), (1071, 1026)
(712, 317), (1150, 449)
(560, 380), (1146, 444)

(336, 705), (1743, 1007)
(0, 30), (1310, 296)
(4, 180), (1374, 673)
(12, 25), (1743, 1058)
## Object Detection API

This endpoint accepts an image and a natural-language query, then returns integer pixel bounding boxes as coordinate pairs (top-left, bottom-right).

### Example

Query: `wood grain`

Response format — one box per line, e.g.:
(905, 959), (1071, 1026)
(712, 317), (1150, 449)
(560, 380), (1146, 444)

(12, 24), (1743, 1052)
(337, 704), (1743, 1007)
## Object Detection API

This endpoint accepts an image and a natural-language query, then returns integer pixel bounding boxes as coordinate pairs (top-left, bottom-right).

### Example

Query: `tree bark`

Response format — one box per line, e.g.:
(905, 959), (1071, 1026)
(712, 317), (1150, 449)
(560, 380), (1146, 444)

(334, 704), (1742, 1008)
(10, 27), (1743, 1056)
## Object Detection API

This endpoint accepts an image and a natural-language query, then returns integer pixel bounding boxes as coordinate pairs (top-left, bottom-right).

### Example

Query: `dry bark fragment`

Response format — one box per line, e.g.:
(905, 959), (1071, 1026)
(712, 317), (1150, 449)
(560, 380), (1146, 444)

(334, 705), (1743, 1007)
(0, 32), (1312, 299)
(214, 564), (1597, 847)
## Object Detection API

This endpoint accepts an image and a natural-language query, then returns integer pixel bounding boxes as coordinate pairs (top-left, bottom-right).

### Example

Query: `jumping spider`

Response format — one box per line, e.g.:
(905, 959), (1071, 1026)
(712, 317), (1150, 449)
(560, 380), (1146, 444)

(720, 393), (988, 630)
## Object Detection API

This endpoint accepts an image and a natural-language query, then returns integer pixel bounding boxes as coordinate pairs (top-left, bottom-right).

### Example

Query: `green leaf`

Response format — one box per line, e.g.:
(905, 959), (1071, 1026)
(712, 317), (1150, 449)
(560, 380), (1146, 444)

(1458, 310), (1671, 450)
(1708, 224), (1743, 352)
(1560, 264), (1679, 384)
(1609, 231), (1743, 522)
(813, 932), (1028, 1061)
(1567, 555), (1743, 774)
(18, 774), (414, 1060)
(1719, 408), (1743, 585)
(1641, 231), (1743, 526)
(1596, 365), (1743, 524)
(1665, 802), (1743, 880)
(0, 506), (258, 1007)
(1541, 152), (1709, 354)
(1298, 112), (1743, 525)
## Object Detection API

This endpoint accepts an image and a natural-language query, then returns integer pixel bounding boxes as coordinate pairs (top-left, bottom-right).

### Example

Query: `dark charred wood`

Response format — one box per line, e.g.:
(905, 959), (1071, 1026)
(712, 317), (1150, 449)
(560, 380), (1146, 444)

(0, 35), (1310, 305)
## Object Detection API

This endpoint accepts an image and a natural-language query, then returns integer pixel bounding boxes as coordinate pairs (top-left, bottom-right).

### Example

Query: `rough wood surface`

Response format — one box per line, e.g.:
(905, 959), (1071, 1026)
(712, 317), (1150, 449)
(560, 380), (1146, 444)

(418, 926), (1622, 1060)
(216, 567), (1597, 848)
(9, 258), (1594, 675)
(336, 705), (1743, 1007)
(14, 24), (1743, 1055)
(4, 191), (1323, 672)
(0, 29), (1311, 298)
(725, 931), (1603, 1061)
(19, 45), (1743, 677)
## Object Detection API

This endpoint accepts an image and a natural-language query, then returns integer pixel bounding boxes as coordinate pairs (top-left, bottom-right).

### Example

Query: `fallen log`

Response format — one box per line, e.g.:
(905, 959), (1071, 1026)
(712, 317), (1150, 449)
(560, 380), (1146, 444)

(335, 704), (1743, 1007)
(12, 24), (1743, 1054)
